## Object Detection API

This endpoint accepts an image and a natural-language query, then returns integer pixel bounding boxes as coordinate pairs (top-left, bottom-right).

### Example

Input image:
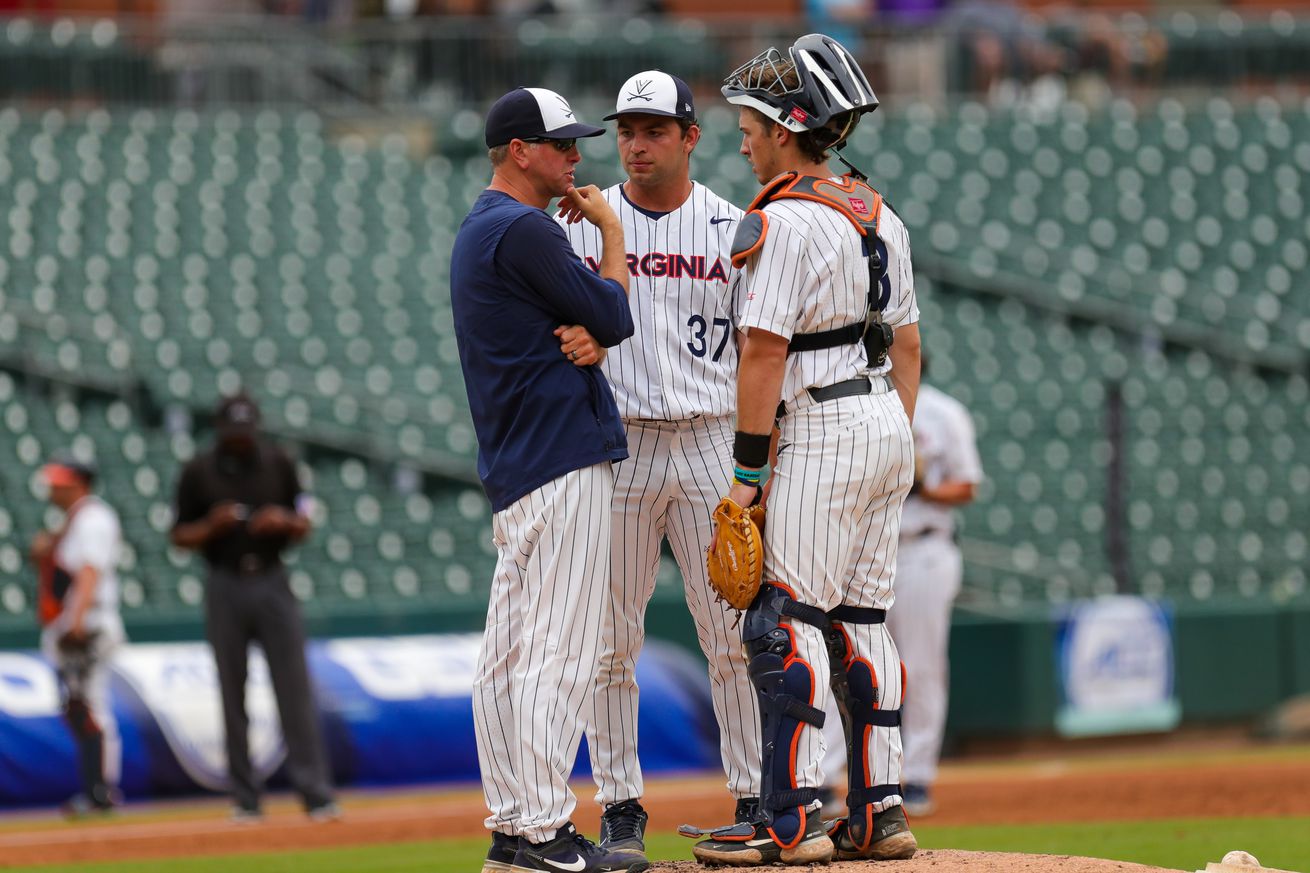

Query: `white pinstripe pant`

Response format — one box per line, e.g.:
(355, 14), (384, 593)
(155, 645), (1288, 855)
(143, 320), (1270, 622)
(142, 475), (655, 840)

(767, 389), (914, 813)
(472, 463), (615, 843)
(886, 534), (963, 786)
(588, 415), (762, 806)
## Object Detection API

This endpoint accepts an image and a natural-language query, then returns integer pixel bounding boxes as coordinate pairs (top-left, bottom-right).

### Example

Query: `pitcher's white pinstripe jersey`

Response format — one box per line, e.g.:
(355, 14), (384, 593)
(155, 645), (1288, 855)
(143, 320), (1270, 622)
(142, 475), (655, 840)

(737, 189), (918, 407)
(562, 182), (744, 420)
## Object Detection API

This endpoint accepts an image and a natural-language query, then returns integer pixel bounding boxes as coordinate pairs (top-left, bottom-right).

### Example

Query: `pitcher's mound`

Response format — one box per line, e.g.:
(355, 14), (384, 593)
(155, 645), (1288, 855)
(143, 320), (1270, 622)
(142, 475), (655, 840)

(649, 849), (1180, 872)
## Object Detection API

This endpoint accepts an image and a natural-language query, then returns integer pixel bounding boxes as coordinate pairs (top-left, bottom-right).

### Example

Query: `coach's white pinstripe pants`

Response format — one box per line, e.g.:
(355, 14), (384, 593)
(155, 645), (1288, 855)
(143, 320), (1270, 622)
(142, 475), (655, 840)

(472, 463), (615, 843)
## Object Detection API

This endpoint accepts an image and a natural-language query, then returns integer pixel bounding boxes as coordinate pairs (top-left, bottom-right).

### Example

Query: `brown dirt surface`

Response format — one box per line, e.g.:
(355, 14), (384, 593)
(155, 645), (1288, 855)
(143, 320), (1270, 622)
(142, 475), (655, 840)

(1, 740), (1307, 868)
(649, 850), (1183, 872)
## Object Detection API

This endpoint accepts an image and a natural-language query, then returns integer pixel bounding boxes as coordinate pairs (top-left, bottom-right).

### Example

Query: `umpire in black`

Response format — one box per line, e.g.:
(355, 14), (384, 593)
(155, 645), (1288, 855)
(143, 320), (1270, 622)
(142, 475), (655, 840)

(170, 393), (338, 821)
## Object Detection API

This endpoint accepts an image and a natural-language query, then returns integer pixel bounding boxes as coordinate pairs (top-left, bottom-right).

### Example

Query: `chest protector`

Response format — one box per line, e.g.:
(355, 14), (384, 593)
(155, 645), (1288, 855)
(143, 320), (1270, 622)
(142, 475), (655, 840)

(731, 173), (894, 366)
(36, 501), (86, 626)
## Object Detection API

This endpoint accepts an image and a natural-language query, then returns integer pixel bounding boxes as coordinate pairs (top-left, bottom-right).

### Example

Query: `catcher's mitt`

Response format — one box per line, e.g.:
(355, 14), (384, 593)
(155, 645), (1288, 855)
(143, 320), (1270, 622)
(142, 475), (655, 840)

(56, 629), (97, 655)
(706, 497), (766, 610)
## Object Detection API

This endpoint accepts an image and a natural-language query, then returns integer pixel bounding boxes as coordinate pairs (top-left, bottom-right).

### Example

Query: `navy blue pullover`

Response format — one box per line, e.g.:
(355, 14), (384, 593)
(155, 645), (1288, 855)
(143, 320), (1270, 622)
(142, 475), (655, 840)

(450, 190), (634, 512)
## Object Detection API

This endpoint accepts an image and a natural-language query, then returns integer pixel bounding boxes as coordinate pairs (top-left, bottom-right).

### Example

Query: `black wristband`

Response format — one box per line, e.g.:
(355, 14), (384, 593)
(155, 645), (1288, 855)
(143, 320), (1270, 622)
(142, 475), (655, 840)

(733, 431), (771, 468)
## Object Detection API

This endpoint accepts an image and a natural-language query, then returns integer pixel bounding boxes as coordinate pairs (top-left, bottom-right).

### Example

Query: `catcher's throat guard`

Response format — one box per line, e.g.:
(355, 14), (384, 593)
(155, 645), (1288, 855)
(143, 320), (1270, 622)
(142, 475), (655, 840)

(730, 173), (894, 367)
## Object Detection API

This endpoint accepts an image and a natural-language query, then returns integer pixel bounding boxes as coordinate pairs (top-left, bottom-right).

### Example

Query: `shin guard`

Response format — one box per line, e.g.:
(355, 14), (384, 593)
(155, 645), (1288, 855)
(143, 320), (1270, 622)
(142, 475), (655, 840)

(65, 696), (108, 801)
(743, 583), (830, 846)
(825, 605), (902, 852)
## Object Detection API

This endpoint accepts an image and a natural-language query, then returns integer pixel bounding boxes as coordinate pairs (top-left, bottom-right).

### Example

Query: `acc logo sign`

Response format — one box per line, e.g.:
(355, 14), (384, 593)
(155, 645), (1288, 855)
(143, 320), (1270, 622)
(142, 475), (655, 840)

(1056, 596), (1180, 736)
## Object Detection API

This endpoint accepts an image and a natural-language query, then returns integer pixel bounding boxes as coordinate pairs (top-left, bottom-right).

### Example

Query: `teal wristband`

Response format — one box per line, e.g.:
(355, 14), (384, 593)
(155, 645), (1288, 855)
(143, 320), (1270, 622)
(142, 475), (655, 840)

(733, 465), (762, 486)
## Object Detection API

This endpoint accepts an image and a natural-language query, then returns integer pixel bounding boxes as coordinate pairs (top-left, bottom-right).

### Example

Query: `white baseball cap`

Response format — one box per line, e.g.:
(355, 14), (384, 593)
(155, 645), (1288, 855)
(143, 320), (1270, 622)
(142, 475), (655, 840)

(604, 70), (697, 122)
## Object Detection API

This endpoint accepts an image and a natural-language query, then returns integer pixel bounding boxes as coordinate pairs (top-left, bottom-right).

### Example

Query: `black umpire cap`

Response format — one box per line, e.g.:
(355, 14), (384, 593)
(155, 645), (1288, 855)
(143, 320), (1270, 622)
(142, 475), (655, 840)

(215, 392), (261, 434)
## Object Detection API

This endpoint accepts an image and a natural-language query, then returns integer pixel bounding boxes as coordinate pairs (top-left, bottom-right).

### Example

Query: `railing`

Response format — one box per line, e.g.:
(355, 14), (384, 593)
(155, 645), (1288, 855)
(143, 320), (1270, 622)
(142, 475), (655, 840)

(0, 298), (138, 396)
(2, 9), (1310, 111)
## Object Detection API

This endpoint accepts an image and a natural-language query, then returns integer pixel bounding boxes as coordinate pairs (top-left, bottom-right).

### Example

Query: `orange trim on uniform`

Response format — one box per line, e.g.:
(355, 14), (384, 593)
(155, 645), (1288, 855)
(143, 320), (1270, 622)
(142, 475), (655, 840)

(767, 580), (798, 600)
(856, 655), (881, 851)
(746, 172), (799, 212)
(37, 554), (60, 626)
(900, 660), (909, 705)
(860, 799), (875, 851)
(774, 622), (818, 852)
(752, 173), (884, 237)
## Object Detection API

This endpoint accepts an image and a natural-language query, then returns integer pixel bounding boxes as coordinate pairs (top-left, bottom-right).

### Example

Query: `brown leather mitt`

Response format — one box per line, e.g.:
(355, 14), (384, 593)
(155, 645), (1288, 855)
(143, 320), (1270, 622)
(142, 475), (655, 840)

(706, 497), (767, 610)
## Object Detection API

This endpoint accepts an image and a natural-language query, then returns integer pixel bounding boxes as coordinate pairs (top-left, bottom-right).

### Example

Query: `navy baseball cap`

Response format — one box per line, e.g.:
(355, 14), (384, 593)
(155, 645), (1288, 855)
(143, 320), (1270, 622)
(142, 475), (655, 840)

(605, 70), (697, 122)
(484, 87), (606, 148)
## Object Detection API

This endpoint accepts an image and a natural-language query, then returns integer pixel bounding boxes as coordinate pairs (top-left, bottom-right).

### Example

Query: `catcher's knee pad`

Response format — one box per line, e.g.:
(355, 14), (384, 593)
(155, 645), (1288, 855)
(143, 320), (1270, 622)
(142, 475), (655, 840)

(825, 605), (901, 851)
(64, 696), (102, 740)
(743, 583), (830, 846)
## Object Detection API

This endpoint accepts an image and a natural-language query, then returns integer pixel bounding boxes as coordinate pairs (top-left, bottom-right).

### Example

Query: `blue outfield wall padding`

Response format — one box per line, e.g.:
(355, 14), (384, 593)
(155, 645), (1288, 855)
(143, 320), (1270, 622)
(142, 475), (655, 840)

(0, 635), (721, 808)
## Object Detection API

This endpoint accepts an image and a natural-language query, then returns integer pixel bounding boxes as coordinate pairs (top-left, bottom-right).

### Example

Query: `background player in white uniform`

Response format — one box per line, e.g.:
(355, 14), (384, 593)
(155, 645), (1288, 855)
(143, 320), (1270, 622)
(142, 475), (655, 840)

(818, 354), (982, 817)
(689, 34), (920, 866)
(30, 455), (125, 817)
(887, 355), (982, 816)
(558, 71), (761, 863)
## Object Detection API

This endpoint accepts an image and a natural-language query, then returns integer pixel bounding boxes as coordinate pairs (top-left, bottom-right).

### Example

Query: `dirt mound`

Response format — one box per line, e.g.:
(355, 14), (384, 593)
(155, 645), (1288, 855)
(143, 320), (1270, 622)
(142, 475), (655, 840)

(649, 850), (1180, 872)
(2, 742), (1306, 867)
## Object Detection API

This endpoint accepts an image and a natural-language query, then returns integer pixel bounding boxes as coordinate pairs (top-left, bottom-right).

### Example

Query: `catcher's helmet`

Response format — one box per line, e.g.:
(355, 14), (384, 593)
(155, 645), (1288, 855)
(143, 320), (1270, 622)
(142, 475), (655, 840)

(722, 33), (878, 146)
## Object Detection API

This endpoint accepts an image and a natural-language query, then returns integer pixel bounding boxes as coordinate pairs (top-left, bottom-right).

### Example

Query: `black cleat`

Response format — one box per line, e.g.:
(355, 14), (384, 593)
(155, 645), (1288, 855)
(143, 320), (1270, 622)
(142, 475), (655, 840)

(483, 831), (521, 873)
(599, 799), (649, 860)
(511, 822), (649, 872)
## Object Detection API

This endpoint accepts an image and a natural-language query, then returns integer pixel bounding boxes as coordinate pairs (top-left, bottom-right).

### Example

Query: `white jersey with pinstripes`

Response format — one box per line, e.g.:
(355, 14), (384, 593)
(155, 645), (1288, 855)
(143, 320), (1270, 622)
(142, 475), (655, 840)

(738, 187), (917, 406)
(561, 181), (763, 805)
(562, 182), (744, 420)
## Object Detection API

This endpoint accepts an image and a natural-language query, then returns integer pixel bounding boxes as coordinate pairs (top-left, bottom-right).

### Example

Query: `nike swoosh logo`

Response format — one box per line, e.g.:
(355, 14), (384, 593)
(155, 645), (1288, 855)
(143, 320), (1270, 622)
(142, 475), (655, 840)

(710, 216), (734, 226)
(544, 856), (586, 872)
(746, 838), (774, 847)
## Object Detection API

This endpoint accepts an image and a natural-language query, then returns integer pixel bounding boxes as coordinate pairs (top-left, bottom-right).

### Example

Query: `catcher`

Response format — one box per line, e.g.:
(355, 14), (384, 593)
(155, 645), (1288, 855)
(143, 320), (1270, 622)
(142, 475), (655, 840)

(692, 33), (921, 866)
(31, 455), (126, 816)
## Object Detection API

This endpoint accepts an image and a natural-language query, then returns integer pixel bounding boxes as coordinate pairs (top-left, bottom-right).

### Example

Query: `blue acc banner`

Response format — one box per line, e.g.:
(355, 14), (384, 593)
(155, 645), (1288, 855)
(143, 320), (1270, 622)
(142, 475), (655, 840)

(0, 636), (720, 807)
(1054, 596), (1182, 737)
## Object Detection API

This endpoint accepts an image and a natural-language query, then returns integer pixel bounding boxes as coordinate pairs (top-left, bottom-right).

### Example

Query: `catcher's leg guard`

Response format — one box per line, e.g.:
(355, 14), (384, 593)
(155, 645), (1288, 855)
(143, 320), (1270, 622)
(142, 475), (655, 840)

(743, 583), (831, 847)
(65, 696), (110, 804)
(824, 605), (912, 858)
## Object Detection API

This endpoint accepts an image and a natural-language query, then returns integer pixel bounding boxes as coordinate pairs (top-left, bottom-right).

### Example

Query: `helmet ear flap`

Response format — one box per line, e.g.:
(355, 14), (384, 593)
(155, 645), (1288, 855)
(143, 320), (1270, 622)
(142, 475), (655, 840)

(810, 110), (860, 152)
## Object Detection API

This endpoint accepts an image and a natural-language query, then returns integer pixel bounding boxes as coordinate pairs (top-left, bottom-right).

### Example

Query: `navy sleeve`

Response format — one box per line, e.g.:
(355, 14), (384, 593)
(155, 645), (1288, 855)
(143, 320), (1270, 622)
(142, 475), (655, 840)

(496, 211), (634, 347)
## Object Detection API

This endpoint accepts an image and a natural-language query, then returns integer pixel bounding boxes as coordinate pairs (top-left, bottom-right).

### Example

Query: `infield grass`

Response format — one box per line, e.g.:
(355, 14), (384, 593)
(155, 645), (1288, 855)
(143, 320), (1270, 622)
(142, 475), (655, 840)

(4, 815), (1307, 873)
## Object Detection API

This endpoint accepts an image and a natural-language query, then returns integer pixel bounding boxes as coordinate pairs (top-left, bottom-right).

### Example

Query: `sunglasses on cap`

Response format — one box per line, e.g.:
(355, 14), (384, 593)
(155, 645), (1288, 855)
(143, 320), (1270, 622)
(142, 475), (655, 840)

(521, 137), (577, 152)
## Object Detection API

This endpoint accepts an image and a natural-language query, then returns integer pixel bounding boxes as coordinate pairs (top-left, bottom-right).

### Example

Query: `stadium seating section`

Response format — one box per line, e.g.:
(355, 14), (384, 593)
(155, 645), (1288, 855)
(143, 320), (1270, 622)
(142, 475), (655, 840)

(1, 92), (1307, 640)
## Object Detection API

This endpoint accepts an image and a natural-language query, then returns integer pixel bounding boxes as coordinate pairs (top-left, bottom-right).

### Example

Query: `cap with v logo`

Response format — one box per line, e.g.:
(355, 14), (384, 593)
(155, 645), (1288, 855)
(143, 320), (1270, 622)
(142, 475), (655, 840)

(484, 87), (607, 148)
(605, 70), (697, 121)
